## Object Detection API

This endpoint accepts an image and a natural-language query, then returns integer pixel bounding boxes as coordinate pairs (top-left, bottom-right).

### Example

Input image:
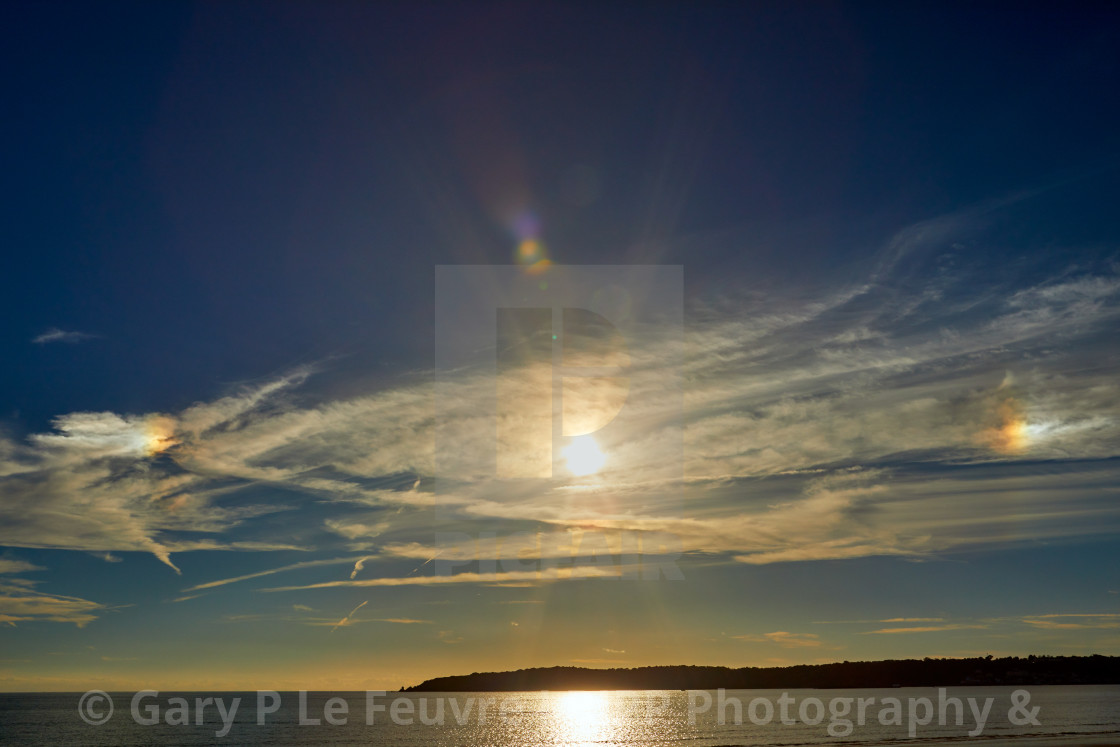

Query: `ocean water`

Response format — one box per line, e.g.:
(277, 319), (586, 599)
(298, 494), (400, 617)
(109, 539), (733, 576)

(1, 685), (1118, 745)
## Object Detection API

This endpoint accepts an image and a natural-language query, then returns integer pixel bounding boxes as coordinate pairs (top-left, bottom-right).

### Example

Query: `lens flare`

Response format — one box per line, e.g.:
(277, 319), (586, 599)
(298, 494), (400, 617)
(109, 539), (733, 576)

(516, 238), (551, 274)
(143, 415), (178, 456)
(511, 210), (552, 273)
(979, 397), (1029, 454)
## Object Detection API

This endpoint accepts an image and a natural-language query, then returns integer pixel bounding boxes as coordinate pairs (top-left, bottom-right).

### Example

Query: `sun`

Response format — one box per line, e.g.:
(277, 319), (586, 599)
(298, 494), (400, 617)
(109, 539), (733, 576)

(563, 435), (606, 476)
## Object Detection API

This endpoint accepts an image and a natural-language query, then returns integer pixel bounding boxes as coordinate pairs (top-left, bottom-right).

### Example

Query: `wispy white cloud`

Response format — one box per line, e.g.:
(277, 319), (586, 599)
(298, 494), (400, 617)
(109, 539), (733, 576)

(862, 624), (989, 635)
(183, 556), (368, 592)
(0, 559), (102, 626)
(330, 600), (368, 633)
(0, 584), (105, 627)
(2, 208), (1119, 585)
(305, 616), (430, 627)
(264, 564), (636, 592)
(881, 617), (944, 623)
(349, 556), (369, 580)
(170, 594), (204, 603)
(733, 631), (823, 648)
(32, 328), (98, 345)
(0, 559), (44, 575)
(1022, 613), (1120, 631)
(373, 618), (430, 624)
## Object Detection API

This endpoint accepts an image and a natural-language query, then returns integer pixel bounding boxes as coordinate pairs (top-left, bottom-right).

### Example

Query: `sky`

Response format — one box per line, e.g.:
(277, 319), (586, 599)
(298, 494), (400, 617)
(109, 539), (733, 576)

(2, 1), (1120, 692)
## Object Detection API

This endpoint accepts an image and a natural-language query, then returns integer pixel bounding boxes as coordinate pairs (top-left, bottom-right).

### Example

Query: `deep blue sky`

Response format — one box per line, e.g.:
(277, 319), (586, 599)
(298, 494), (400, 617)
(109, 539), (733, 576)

(2, 1), (1119, 689)
(6, 1), (1118, 424)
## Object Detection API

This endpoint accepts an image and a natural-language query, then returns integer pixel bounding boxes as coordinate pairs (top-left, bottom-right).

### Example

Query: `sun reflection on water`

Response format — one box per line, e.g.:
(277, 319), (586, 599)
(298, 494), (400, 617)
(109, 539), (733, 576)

(553, 690), (609, 745)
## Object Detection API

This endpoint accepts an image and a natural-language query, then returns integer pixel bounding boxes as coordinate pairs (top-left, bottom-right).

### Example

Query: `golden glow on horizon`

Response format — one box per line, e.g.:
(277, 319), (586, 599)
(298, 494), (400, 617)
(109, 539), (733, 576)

(563, 435), (606, 476)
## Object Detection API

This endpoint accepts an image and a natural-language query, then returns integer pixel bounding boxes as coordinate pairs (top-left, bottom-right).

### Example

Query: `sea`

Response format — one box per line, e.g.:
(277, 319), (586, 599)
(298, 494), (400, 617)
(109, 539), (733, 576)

(1, 686), (1118, 745)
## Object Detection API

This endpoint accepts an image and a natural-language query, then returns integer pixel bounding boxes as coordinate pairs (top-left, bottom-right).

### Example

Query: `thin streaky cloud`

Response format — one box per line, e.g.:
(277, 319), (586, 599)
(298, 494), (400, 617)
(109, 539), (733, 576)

(881, 617), (945, 623)
(184, 556), (368, 592)
(1029, 613), (1120, 618)
(170, 594), (205, 603)
(733, 631), (823, 648)
(306, 617), (432, 627)
(330, 600), (368, 633)
(862, 624), (989, 635)
(263, 564), (641, 592)
(0, 559), (45, 575)
(1023, 619), (1120, 631)
(0, 587), (105, 627)
(32, 328), (98, 345)
(372, 617), (430, 624)
(1, 205), (1118, 587)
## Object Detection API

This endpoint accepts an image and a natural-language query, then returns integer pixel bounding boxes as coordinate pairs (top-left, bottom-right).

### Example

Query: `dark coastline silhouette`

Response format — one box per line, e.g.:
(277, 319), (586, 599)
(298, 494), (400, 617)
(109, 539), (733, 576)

(401, 655), (1120, 692)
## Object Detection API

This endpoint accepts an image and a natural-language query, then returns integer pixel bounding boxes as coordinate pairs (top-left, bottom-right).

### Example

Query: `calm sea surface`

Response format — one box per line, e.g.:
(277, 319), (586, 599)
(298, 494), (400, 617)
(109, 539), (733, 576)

(1, 686), (1118, 745)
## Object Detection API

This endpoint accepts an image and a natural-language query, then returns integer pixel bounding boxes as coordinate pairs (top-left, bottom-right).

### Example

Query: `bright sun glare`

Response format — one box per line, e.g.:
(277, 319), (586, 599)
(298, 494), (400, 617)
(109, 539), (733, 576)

(563, 435), (606, 476)
(558, 690), (606, 721)
(554, 691), (609, 744)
